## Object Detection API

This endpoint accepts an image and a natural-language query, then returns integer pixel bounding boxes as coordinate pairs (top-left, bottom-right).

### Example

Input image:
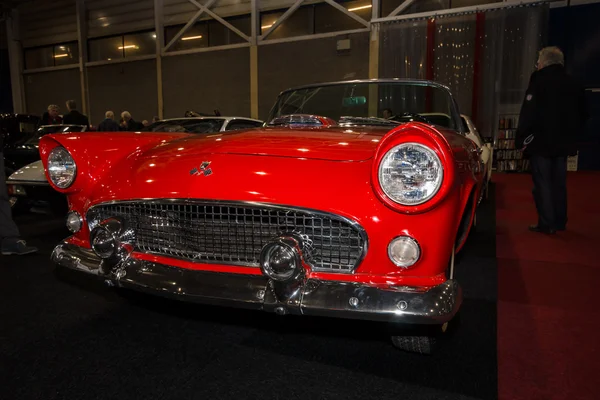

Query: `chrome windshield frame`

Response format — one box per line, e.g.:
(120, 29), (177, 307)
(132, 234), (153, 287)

(267, 79), (465, 134)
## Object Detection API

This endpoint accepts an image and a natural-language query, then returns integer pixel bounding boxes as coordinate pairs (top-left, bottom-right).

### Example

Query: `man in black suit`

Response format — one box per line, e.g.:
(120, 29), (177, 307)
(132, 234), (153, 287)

(62, 100), (90, 129)
(516, 46), (588, 234)
(97, 111), (120, 132)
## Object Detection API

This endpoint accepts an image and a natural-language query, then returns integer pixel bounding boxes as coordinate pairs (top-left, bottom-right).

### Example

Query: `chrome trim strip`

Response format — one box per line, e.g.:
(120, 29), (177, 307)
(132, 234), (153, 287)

(6, 180), (51, 186)
(52, 242), (462, 324)
(86, 199), (369, 274)
(280, 79), (453, 95)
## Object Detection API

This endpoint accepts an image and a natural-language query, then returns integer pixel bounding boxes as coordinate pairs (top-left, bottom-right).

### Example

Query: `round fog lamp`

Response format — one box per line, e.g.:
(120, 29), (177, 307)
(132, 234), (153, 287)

(91, 227), (117, 259)
(388, 236), (420, 268)
(66, 211), (83, 233)
(260, 240), (301, 282)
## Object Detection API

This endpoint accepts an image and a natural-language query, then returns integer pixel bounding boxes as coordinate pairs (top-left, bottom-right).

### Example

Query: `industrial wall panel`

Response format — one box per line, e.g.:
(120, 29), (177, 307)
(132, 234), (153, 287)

(24, 69), (81, 116)
(162, 0), (319, 27)
(162, 48), (250, 118)
(19, 0), (77, 47)
(87, 0), (155, 37)
(257, 32), (369, 120)
(87, 59), (157, 125)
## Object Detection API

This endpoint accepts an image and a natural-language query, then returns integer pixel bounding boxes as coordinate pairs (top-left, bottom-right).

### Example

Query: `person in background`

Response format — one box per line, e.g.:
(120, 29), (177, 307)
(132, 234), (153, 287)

(40, 105), (62, 125)
(516, 46), (588, 235)
(142, 120), (149, 127)
(382, 108), (394, 119)
(63, 100), (90, 128)
(152, 116), (160, 123)
(0, 133), (38, 256)
(121, 111), (144, 131)
(119, 118), (127, 131)
(97, 111), (120, 132)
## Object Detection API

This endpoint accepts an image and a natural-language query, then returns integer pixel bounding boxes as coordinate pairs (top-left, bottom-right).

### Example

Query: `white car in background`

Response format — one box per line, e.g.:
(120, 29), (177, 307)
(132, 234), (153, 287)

(390, 112), (493, 198)
(7, 116), (265, 214)
(461, 114), (493, 198)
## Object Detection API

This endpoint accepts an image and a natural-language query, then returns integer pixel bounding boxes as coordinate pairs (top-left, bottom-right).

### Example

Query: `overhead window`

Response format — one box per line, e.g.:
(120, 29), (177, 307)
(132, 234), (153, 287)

(24, 42), (79, 70)
(88, 30), (156, 62)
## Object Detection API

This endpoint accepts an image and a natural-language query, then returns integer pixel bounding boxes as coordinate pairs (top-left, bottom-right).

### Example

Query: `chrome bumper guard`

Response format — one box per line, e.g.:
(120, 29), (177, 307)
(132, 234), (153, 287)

(52, 242), (462, 324)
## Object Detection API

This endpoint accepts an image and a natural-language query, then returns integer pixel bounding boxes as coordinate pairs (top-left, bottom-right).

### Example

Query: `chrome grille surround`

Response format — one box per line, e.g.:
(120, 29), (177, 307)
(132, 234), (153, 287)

(86, 200), (368, 273)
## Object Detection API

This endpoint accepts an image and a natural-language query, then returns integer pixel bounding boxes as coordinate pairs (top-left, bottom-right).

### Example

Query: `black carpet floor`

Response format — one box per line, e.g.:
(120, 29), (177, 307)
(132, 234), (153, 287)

(0, 191), (497, 400)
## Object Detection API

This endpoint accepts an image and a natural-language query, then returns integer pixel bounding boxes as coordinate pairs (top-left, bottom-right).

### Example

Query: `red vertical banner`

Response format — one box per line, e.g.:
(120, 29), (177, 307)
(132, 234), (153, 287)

(471, 12), (485, 124)
(425, 18), (436, 112)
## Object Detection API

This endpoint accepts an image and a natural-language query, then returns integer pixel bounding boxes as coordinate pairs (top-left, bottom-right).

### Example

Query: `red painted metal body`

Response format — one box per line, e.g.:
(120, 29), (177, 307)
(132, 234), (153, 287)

(40, 123), (481, 289)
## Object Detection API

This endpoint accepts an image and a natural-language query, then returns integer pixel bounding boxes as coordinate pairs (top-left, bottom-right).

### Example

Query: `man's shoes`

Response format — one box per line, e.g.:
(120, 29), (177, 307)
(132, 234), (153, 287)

(1, 239), (38, 256)
(529, 225), (556, 235)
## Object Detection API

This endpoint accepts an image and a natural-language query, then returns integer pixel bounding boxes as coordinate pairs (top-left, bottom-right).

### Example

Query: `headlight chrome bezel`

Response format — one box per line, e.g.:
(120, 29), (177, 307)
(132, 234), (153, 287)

(377, 142), (444, 206)
(371, 126), (455, 214)
(47, 146), (77, 189)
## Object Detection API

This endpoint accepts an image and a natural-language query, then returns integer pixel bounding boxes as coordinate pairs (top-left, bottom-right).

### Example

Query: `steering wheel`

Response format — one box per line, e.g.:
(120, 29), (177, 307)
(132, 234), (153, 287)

(391, 112), (433, 125)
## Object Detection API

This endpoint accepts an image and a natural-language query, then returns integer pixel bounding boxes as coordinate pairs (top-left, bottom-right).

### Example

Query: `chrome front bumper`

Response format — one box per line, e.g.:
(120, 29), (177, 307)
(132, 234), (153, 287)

(52, 242), (462, 325)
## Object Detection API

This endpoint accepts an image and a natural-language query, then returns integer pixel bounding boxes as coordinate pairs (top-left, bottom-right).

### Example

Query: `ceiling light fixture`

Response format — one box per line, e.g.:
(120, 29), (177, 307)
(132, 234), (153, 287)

(118, 45), (138, 49)
(261, 23), (274, 29)
(181, 35), (203, 41)
(348, 4), (372, 11)
(54, 54), (69, 58)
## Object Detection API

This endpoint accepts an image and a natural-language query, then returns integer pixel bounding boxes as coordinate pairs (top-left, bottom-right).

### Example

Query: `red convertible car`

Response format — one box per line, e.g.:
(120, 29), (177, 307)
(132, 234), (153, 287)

(41, 80), (483, 354)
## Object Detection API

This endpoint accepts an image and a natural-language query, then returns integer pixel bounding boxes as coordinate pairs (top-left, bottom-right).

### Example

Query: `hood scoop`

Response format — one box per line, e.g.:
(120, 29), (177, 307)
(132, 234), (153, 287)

(141, 126), (391, 162)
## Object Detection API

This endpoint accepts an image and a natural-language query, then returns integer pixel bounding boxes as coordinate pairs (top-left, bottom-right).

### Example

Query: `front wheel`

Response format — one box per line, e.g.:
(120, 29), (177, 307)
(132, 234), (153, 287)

(10, 197), (32, 214)
(391, 335), (436, 355)
(390, 314), (459, 354)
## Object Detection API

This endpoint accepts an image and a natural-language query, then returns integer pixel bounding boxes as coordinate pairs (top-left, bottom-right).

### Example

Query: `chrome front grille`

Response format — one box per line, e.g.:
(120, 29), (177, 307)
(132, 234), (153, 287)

(86, 201), (367, 273)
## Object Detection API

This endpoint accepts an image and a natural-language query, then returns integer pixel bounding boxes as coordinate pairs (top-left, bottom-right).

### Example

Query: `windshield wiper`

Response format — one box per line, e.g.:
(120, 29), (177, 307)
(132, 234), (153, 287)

(339, 116), (401, 127)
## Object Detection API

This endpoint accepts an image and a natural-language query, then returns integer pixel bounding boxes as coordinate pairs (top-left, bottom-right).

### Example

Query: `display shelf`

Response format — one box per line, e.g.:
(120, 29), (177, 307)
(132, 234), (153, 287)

(493, 113), (529, 173)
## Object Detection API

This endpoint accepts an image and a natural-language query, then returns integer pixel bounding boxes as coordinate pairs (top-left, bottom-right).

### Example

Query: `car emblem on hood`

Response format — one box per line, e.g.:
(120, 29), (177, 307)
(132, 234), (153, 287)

(190, 161), (212, 177)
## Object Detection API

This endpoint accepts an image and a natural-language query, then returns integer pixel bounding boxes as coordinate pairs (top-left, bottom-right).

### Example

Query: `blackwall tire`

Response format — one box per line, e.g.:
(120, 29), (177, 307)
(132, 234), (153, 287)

(10, 198), (32, 214)
(390, 309), (461, 354)
(49, 198), (69, 216)
(391, 334), (437, 355)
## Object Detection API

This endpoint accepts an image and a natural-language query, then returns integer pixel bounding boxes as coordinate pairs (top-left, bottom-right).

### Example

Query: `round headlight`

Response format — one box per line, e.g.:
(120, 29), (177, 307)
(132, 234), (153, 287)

(48, 147), (76, 189)
(378, 142), (443, 205)
(388, 236), (420, 268)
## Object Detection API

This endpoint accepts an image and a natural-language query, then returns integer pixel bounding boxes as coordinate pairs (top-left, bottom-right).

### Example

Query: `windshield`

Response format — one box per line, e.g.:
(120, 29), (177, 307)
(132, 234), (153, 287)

(143, 119), (224, 134)
(25, 125), (86, 146)
(268, 81), (461, 131)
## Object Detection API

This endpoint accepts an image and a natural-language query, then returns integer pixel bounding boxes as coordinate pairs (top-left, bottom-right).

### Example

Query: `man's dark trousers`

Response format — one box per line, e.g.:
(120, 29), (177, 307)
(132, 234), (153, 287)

(530, 154), (567, 230)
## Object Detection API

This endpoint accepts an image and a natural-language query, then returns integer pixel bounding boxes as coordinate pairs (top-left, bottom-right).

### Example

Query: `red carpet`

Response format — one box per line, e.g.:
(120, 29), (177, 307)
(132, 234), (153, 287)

(496, 171), (600, 400)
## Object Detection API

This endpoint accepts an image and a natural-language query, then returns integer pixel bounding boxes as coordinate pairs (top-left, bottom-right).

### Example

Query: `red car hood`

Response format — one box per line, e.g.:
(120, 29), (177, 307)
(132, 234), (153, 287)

(140, 126), (390, 162)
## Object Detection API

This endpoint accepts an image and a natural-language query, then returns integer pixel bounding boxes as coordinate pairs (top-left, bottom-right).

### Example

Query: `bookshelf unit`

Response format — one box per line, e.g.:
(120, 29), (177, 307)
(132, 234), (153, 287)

(493, 113), (529, 173)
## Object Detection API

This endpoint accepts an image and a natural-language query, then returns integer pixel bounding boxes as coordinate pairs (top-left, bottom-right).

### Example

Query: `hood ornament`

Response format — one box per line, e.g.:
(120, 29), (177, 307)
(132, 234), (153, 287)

(190, 161), (212, 177)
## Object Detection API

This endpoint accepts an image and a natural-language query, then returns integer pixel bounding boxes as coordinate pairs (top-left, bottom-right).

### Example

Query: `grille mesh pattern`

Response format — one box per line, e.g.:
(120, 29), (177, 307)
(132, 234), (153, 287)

(87, 202), (366, 273)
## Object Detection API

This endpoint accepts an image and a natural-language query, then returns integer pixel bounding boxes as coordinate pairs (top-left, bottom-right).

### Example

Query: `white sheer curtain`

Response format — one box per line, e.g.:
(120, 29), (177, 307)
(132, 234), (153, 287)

(379, 3), (549, 138)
